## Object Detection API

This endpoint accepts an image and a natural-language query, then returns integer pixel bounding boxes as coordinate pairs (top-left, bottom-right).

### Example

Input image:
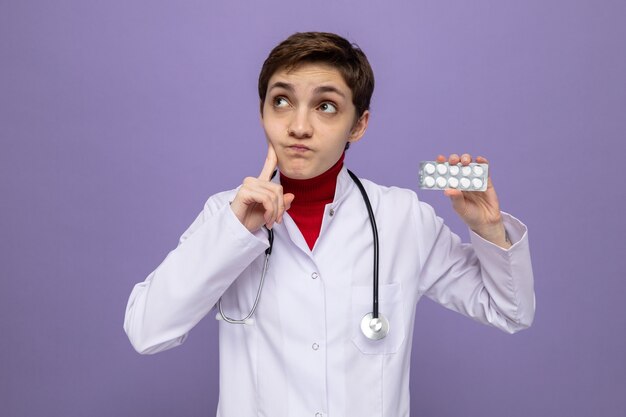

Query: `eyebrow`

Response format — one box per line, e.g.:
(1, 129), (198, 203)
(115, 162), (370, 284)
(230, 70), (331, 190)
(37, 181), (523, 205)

(268, 81), (294, 93)
(313, 85), (346, 99)
(268, 82), (347, 99)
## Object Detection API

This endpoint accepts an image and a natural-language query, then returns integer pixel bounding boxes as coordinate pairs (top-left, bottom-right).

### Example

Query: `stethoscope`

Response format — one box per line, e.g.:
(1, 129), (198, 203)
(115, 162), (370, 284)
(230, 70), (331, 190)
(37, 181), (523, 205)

(217, 170), (389, 341)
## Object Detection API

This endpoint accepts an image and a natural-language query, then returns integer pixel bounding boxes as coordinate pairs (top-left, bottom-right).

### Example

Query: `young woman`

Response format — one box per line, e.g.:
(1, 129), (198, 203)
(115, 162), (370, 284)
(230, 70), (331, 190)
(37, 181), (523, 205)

(124, 32), (535, 417)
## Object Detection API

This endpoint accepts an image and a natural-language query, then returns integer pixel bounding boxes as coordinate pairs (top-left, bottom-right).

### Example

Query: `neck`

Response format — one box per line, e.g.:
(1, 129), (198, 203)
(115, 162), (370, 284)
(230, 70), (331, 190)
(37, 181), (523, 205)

(280, 153), (345, 203)
(280, 153), (345, 250)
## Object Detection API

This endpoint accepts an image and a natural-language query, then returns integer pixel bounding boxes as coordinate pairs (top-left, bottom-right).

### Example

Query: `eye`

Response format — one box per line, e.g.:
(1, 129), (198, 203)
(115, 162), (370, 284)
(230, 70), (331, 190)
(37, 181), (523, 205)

(273, 96), (290, 108)
(318, 102), (337, 114)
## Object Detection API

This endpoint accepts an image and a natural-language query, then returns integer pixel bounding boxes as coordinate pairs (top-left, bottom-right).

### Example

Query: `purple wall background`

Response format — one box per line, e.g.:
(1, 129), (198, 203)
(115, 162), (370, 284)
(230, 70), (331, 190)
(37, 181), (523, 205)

(2, 1), (625, 416)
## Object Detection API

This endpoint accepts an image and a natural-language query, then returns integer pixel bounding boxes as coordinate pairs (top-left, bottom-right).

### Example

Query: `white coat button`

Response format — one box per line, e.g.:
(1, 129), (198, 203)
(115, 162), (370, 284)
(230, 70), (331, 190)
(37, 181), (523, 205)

(312, 343), (319, 350)
(311, 272), (318, 279)
(329, 208), (335, 216)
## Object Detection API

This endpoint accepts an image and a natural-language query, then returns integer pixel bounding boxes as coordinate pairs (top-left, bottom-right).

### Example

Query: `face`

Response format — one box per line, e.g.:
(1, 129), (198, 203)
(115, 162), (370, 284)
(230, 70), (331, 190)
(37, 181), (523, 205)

(261, 63), (369, 179)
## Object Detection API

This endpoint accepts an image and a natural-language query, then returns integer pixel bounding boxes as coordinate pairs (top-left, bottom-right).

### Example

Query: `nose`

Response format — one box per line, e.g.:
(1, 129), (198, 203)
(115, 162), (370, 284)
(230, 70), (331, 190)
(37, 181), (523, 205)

(287, 108), (313, 139)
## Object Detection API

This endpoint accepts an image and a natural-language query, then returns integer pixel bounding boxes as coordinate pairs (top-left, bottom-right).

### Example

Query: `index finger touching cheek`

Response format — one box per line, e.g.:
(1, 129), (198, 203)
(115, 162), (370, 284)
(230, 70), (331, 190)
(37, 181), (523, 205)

(258, 142), (278, 180)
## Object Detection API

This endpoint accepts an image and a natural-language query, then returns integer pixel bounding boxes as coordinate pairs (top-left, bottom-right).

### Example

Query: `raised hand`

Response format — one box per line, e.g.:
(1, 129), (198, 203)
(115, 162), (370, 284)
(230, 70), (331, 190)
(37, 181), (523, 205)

(438, 153), (511, 248)
(230, 143), (295, 232)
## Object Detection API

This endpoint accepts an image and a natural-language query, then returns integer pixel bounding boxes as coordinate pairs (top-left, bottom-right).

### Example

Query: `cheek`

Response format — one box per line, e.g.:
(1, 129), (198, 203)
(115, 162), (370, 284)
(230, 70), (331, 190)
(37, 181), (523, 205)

(316, 114), (353, 133)
(261, 117), (280, 138)
(317, 124), (353, 145)
(265, 126), (284, 145)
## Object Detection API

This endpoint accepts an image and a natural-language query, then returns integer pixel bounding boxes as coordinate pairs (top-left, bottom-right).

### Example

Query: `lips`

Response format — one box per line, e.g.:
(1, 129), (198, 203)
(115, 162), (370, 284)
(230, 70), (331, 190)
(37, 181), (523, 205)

(287, 144), (311, 152)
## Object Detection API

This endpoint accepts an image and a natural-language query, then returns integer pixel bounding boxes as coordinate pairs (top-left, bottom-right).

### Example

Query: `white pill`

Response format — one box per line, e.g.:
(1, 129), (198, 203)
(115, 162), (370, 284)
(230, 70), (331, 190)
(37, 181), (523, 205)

(447, 177), (459, 188)
(449, 165), (460, 176)
(460, 178), (471, 189)
(423, 176), (435, 188)
(436, 177), (447, 188)
(436, 164), (448, 175)
(472, 178), (484, 189)
(473, 165), (484, 176)
(461, 166), (472, 176)
(424, 163), (436, 175)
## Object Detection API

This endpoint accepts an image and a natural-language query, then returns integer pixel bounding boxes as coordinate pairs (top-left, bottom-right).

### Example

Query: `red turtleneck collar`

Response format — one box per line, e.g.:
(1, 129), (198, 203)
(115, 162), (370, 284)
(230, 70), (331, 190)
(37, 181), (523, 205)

(280, 153), (345, 250)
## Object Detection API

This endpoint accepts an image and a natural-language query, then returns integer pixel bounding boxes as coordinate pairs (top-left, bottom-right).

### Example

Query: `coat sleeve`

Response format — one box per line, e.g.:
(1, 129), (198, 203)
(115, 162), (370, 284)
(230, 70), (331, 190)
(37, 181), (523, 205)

(415, 199), (535, 334)
(123, 193), (269, 354)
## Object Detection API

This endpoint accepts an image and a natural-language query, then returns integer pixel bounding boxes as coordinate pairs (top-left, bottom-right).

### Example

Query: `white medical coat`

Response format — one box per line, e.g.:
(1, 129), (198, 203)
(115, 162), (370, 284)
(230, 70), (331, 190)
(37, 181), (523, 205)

(124, 167), (535, 417)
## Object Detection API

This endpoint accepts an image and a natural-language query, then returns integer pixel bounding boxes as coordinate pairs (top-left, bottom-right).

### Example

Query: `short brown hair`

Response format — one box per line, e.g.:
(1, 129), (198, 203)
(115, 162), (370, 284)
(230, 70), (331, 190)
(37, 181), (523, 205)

(258, 32), (375, 119)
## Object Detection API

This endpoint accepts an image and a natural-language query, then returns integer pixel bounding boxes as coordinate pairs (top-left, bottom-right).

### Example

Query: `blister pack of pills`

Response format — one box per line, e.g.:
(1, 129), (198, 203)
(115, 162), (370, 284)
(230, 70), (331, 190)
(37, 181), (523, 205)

(418, 161), (489, 191)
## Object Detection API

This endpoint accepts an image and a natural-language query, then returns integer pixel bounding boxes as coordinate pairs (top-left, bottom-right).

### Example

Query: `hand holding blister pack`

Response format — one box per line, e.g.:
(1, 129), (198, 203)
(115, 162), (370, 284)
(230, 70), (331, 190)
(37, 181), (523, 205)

(419, 161), (489, 192)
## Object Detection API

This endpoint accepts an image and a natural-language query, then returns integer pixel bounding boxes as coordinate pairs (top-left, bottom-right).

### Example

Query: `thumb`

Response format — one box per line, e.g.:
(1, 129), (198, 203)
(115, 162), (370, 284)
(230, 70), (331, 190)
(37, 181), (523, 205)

(283, 193), (295, 210)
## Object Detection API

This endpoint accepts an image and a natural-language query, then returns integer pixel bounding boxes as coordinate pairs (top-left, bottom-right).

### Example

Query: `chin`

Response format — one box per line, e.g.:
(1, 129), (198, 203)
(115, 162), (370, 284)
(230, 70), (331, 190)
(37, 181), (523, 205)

(279, 163), (315, 180)
(281, 169), (309, 180)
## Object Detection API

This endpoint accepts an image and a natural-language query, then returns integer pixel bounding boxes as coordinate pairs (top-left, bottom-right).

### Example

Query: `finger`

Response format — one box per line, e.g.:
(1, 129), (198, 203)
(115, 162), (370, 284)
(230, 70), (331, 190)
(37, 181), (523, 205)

(449, 153), (460, 165)
(238, 187), (277, 229)
(278, 193), (295, 223)
(284, 193), (295, 210)
(443, 189), (463, 198)
(258, 142), (278, 180)
(460, 153), (472, 165)
(275, 186), (285, 224)
(252, 179), (284, 196)
(259, 190), (279, 229)
(475, 155), (490, 180)
(436, 154), (446, 163)
(243, 178), (285, 225)
(259, 182), (286, 224)
(245, 187), (277, 215)
(241, 177), (280, 199)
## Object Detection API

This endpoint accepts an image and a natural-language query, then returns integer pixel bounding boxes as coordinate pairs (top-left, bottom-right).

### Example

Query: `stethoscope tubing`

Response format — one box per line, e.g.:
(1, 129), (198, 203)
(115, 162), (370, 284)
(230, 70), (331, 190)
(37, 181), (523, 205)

(346, 170), (380, 319)
(217, 228), (274, 324)
(217, 170), (384, 337)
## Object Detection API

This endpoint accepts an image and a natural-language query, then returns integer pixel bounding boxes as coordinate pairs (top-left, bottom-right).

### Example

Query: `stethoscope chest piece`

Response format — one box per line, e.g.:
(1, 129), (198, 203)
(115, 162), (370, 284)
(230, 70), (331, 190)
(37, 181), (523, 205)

(360, 312), (389, 340)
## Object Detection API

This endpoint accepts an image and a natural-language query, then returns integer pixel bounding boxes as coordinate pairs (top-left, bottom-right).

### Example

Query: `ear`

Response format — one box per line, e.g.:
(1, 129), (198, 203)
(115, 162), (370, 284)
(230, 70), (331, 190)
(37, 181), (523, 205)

(347, 110), (370, 144)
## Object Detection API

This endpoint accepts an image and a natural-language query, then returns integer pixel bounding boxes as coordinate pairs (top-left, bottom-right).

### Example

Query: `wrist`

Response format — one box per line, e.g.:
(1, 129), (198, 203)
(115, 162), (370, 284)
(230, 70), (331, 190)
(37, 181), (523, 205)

(471, 220), (512, 249)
